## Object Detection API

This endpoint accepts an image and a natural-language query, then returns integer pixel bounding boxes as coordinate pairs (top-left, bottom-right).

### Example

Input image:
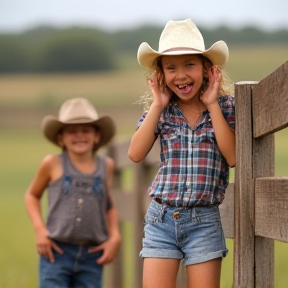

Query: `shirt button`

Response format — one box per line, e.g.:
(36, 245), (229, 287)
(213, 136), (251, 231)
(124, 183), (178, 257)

(78, 199), (83, 204)
(76, 217), (82, 222)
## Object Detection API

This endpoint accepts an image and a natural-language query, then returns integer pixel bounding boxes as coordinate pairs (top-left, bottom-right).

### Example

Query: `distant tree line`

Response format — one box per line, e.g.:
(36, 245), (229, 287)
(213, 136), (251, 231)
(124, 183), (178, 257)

(0, 25), (287, 73)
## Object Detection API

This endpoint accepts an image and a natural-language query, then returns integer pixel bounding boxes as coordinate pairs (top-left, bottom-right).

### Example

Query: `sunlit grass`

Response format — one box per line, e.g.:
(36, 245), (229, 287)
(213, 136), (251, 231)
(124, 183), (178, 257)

(226, 44), (288, 82)
(0, 70), (147, 110)
(1, 45), (287, 110)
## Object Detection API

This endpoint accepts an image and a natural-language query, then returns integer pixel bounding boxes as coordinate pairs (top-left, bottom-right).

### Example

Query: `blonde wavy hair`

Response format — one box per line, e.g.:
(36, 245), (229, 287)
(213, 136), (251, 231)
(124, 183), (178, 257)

(138, 55), (234, 112)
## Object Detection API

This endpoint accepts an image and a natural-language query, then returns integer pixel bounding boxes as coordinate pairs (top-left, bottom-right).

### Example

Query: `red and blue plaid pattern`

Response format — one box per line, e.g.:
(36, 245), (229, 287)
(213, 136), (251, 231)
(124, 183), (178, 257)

(138, 95), (235, 208)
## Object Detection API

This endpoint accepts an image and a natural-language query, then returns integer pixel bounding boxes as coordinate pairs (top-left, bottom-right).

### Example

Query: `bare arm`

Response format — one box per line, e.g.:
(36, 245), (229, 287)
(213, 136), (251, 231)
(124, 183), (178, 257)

(128, 72), (171, 162)
(128, 103), (162, 162)
(105, 157), (121, 244)
(25, 155), (63, 262)
(208, 103), (235, 167)
(201, 66), (236, 167)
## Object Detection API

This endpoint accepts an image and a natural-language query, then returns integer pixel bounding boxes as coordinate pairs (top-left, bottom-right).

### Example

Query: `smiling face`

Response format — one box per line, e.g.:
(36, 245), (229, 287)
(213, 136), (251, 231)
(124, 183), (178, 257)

(58, 124), (100, 155)
(161, 54), (206, 102)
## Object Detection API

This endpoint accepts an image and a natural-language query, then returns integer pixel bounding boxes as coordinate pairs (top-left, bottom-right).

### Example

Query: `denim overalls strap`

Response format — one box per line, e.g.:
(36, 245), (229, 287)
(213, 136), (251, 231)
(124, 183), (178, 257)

(62, 151), (72, 194)
(46, 152), (109, 245)
(61, 151), (106, 195)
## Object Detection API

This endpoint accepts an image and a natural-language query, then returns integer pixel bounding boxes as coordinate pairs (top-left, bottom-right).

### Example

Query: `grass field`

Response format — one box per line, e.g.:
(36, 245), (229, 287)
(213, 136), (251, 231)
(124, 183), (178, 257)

(1, 45), (288, 287)
(1, 44), (288, 109)
(1, 128), (288, 288)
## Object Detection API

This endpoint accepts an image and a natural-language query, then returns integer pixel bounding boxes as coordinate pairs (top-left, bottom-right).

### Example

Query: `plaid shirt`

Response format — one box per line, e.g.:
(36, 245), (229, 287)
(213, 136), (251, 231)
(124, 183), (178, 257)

(137, 95), (235, 207)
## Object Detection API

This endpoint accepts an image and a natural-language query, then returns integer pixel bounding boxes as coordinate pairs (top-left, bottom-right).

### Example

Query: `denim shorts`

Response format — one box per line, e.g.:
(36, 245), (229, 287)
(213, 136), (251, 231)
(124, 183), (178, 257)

(140, 200), (228, 266)
(39, 241), (103, 288)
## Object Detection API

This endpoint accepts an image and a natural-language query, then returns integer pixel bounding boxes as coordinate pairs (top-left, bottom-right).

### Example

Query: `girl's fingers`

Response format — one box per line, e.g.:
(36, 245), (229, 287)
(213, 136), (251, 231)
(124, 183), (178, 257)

(37, 246), (53, 262)
(51, 241), (64, 255)
(37, 240), (64, 263)
(88, 244), (103, 254)
(47, 248), (55, 263)
(211, 66), (221, 82)
(97, 254), (113, 265)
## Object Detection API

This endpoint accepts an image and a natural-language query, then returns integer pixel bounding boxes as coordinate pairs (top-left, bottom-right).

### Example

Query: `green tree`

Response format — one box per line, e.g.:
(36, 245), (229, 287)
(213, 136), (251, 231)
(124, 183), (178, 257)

(0, 37), (30, 73)
(39, 34), (115, 72)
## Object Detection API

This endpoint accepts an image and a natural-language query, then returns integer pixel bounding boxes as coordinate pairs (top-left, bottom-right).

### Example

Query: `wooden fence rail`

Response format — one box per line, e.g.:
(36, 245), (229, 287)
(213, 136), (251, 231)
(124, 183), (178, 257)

(103, 60), (288, 288)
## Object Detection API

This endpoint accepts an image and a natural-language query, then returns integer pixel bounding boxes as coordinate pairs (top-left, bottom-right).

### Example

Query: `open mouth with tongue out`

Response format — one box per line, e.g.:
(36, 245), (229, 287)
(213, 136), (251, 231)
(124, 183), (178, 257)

(177, 83), (193, 94)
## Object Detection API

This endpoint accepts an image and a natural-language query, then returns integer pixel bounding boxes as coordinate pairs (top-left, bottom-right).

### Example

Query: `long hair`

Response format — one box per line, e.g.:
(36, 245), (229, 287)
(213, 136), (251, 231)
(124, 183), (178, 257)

(137, 55), (234, 112)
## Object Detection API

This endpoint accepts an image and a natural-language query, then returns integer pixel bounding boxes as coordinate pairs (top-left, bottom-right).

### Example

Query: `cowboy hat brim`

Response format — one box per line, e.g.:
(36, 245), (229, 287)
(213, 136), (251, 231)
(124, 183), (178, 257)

(42, 115), (116, 151)
(137, 40), (229, 69)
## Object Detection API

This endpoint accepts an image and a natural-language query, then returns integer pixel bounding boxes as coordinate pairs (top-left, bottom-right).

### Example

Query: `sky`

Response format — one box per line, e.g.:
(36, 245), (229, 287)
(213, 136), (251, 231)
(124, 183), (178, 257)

(0, 0), (288, 33)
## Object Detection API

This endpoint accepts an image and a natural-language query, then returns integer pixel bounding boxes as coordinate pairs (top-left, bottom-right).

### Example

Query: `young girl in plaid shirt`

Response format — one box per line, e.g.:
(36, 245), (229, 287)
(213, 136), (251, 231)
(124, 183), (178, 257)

(129, 19), (235, 288)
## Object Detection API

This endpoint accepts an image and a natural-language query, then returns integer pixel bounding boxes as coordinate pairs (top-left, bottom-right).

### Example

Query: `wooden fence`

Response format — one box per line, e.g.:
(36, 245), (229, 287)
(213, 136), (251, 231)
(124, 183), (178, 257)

(104, 60), (288, 288)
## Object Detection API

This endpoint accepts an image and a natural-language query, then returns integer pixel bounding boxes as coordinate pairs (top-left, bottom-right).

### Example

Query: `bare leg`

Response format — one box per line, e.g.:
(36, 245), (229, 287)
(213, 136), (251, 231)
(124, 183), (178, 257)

(143, 258), (180, 288)
(186, 258), (222, 288)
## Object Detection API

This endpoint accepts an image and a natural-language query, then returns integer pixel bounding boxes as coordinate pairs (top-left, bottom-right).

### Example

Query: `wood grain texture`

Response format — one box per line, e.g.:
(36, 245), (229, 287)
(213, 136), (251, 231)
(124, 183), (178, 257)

(255, 177), (288, 242)
(253, 61), (288, 138)
(252, 134), (275, 288)
(234, 82), (256, 288)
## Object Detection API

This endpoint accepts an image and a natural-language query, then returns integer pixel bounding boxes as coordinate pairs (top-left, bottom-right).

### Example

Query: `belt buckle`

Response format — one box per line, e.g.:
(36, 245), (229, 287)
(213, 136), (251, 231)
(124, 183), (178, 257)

(172, 211), (180, 220)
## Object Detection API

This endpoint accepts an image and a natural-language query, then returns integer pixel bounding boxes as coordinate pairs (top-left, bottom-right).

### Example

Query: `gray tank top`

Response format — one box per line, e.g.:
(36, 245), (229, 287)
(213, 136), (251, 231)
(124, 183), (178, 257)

(46, 151), (110, 245)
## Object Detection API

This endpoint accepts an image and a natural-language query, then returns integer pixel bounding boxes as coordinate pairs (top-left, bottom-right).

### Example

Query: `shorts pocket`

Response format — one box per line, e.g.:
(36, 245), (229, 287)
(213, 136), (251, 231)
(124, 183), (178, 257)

(190, 211), (222, 239)
(144, 205), (162, 225)
(193, 207), (222, 237)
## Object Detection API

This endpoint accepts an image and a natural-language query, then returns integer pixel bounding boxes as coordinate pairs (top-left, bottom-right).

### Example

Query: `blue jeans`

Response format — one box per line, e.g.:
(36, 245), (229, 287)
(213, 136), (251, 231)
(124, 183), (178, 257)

(39, 241), (103, 288)
(140, 200), (228, 266)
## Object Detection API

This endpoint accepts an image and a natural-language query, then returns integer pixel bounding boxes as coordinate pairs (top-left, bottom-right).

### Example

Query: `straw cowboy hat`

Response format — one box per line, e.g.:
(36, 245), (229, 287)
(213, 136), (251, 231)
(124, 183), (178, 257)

(42, 98), (116, 150)
(137, 18), (229, 69)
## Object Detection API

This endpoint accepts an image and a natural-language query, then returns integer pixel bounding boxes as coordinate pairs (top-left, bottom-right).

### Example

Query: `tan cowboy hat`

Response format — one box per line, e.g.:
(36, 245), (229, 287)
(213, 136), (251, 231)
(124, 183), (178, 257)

(137, 18), (229, 69)
(42, 98), (116, 150)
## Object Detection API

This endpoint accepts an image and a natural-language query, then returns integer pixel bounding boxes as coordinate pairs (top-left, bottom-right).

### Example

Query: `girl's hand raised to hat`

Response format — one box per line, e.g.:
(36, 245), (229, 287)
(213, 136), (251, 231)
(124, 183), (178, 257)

(200, 66), (222, 109)
(148, 70), (172, 109)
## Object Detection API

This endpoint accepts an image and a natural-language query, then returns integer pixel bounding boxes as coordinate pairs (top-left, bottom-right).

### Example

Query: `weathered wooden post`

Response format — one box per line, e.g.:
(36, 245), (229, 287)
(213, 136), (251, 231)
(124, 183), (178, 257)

(234, 81), (257, 287)
(252, 61), (288, 287)
(252, 69), (276, 288)
(234, 61), (288, 287)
